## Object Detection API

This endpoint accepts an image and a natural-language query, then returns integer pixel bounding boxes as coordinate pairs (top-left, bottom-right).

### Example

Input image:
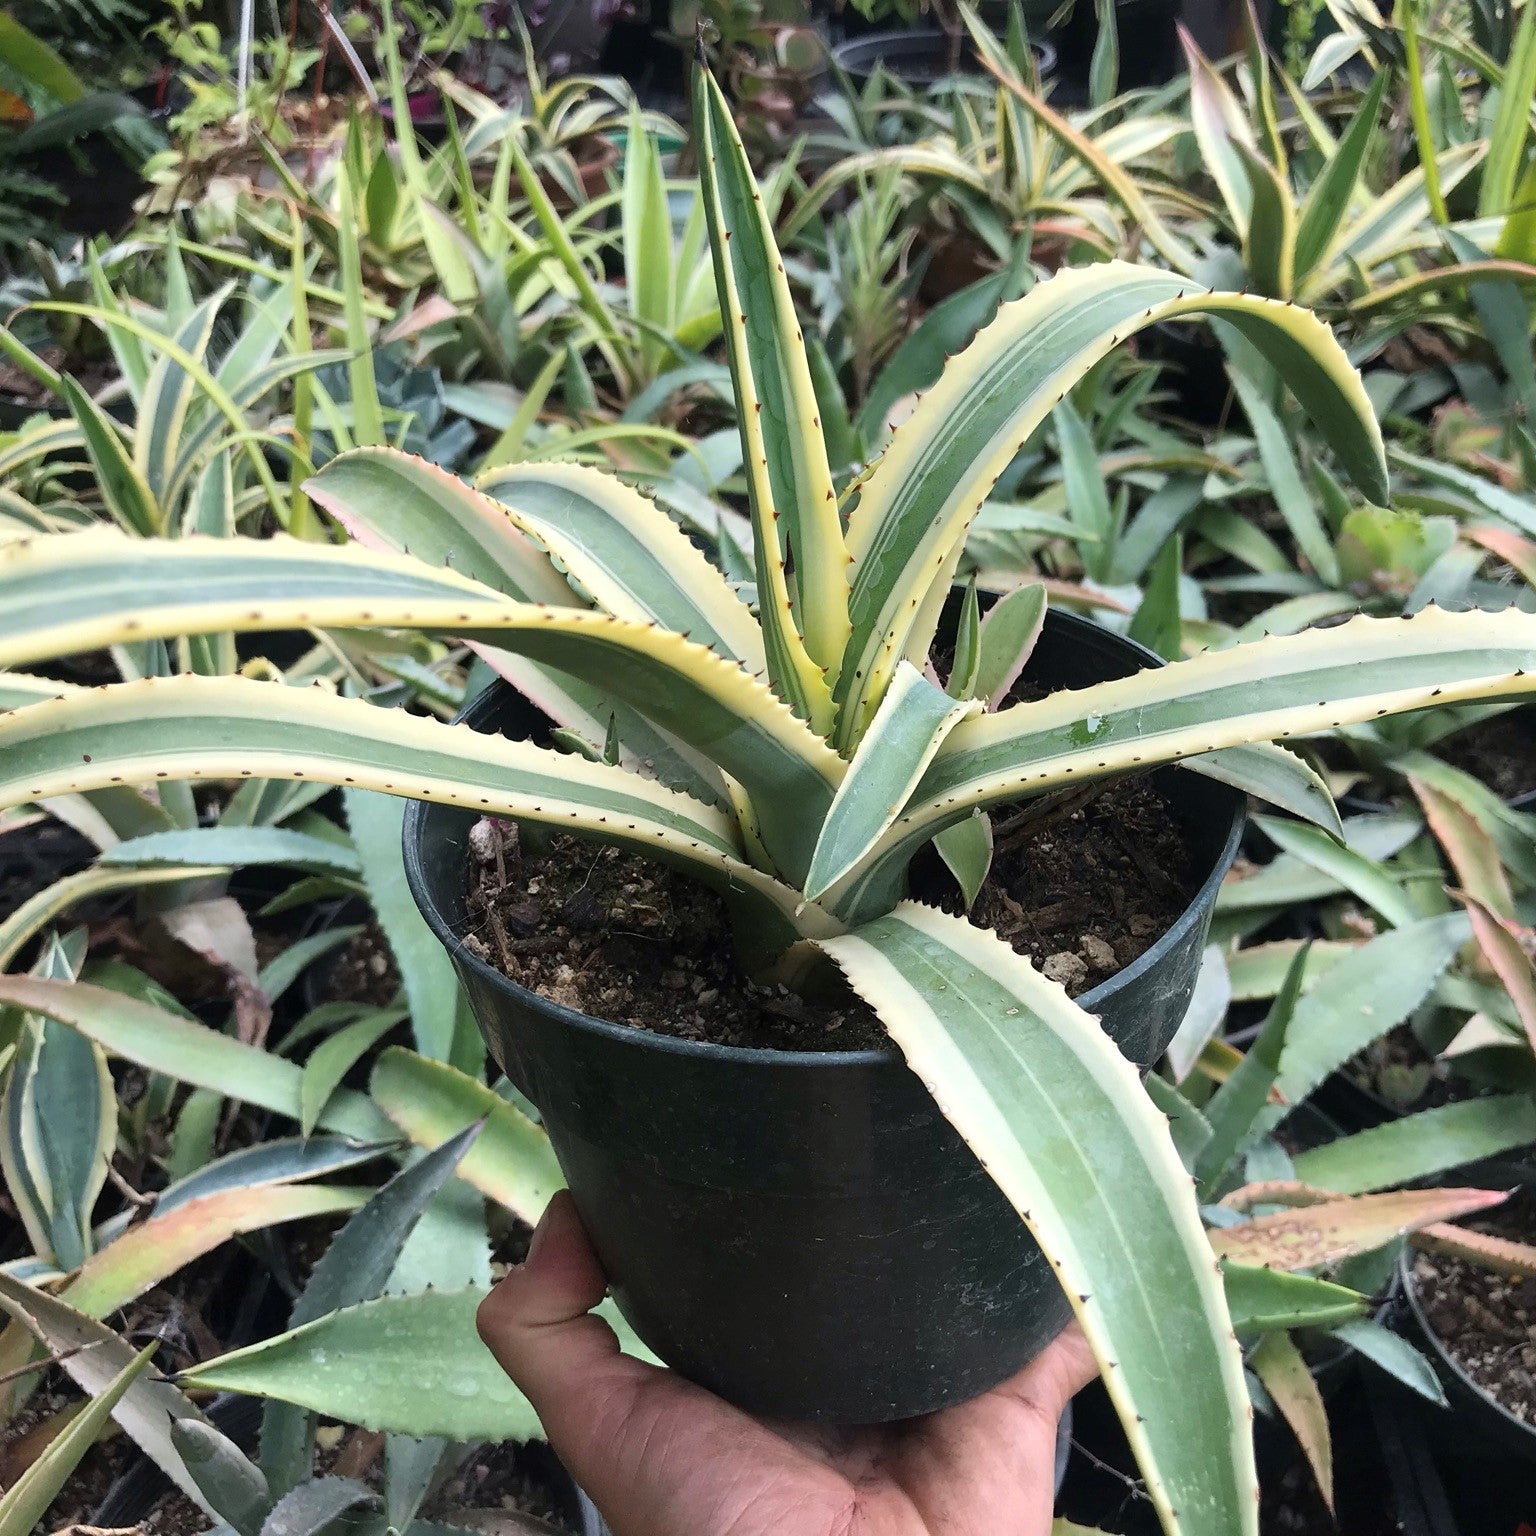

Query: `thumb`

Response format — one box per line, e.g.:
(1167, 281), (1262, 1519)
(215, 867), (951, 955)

(475, 1192), (800, 1536)
(476, 1190), (662, 1469)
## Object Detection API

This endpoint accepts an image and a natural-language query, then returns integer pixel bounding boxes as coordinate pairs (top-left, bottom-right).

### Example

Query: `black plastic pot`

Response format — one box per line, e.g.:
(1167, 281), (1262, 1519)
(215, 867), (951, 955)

(1052, 0), (1180, 92)
(1394, 1248), (1536, 1468)
(1360, 1252), (1536, 1533)
(1358, 1371), (1464, 1536)
(0, 818), (103, 930)
(403, 610), (1244, 1422)
(1140, 320), (1234, 429)
(0, 393), (66, 434)
(379, 93), (455, 147)
(830, 28), (1056, 88)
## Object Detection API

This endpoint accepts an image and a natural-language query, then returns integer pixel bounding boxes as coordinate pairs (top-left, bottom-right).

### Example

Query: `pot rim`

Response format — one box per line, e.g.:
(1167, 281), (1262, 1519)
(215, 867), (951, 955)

(1396, 1243), (1536, 1445)
(830, 28), (1059, 79)
(405, 612), (1245, 1069)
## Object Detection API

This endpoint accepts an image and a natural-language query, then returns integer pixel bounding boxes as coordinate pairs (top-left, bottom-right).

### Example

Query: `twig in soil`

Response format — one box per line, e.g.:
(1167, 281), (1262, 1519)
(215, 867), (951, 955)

(48, 1524), (144, 1536)
(104, 1162), (157, 1215)
(492, 822), (509, 893)
(571, 845), (606, 899)
(991, 773), (1147, 856)
(485, 899), (517, 974)
(0, 1345), (86, 1388)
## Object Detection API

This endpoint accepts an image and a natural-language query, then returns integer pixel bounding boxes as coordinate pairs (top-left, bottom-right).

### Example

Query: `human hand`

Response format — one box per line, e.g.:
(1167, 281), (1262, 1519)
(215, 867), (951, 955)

(477, 1190), (1097, 1536)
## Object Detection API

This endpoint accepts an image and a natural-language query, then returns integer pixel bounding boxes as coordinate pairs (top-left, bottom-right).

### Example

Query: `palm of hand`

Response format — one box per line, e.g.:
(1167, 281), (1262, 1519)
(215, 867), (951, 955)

(477, 1192), (1096, 1536)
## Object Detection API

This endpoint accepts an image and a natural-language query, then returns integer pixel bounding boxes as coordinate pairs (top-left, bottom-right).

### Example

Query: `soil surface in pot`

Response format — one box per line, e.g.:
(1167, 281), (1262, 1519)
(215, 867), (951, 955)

(0, 353), (115, 411)
(0, 818), (99, 920)
(1411, 1190), (1536, 1424)
(320, 922), (402, 1008)
(1345, 1023), (1451, 1111)
(1437, 708), (1536, 801)
(463, 774), (1199, 1051)
(421, 1442), (584, 1532)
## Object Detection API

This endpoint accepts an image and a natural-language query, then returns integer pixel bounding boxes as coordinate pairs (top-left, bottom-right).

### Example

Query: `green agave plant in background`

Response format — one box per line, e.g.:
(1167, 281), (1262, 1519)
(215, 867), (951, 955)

(0, 236), (344, 544)
(786, 18), (1189, 275)
(11, 64), (1536, 1536)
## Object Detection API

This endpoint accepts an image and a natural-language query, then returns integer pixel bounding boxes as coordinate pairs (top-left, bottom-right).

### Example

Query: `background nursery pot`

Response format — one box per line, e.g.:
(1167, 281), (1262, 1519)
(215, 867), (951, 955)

(403, 609), (1244, 1423)
(830, 29), (1056, 87)
(1393, 1246), (1536, 1468)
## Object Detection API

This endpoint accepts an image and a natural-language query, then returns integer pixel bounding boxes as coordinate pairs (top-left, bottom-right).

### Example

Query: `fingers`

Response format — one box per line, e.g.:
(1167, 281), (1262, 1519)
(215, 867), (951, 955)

(477, 1197), (1101, 1536)
(476, 1190), (653, 1470)
(476, 1192), (827, 1536)
(996, 1321), (1099, 1424)
(891, 1324), (1098, 1535)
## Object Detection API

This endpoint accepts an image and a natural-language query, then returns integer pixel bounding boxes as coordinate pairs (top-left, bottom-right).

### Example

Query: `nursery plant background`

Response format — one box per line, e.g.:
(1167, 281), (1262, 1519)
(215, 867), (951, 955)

(0, 0), (1535, 1532)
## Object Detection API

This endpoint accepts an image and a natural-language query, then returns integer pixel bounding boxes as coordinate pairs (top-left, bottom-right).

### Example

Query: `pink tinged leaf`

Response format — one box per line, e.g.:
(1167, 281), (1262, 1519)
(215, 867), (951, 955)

(1209, 1187), (1511, 1271)
(1411, 1222), (1536, 1278)
(972, 574), (1133, 615)
(161, 897), (259, 982)
(1458, 893), (1536, 1057)
(1251, 1331), (1334, 1512)
(381, 295), (459, 343)
(1410, 777), (1536, 1051)
(1220, 1180), (1339, 1213)
(62, 1184), (368, 1318)
(160, 897), (271, 1047)
(1466, 522), (1536, 592)
(470, 641), (597, 738)
(1410, 776), (1515, 915)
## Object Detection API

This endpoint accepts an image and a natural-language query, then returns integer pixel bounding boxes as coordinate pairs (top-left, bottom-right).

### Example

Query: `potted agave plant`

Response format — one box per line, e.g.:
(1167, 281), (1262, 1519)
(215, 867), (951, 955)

(7, 68), (1536, 1536)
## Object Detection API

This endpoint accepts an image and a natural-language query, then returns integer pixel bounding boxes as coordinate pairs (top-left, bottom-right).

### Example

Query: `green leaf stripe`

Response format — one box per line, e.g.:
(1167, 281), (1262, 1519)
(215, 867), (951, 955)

(837, 263), (1388, 748)
(0, 677), (828, 945)
(306, 448), (575, 606)
(58, 376), (160, 537)
(477, 460), (766, 670)
(819, 902), (1256, 1536)
(694, 67), (843, 723)
(909, 605), (1536, 843)
(135, 289), (225, 500)
(0, 528), (514, 669)
(306, 448), (723, 806)
(0, 674), (736, 851)
(807, 663), (978, 904)
(693, 67), (848, 672)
